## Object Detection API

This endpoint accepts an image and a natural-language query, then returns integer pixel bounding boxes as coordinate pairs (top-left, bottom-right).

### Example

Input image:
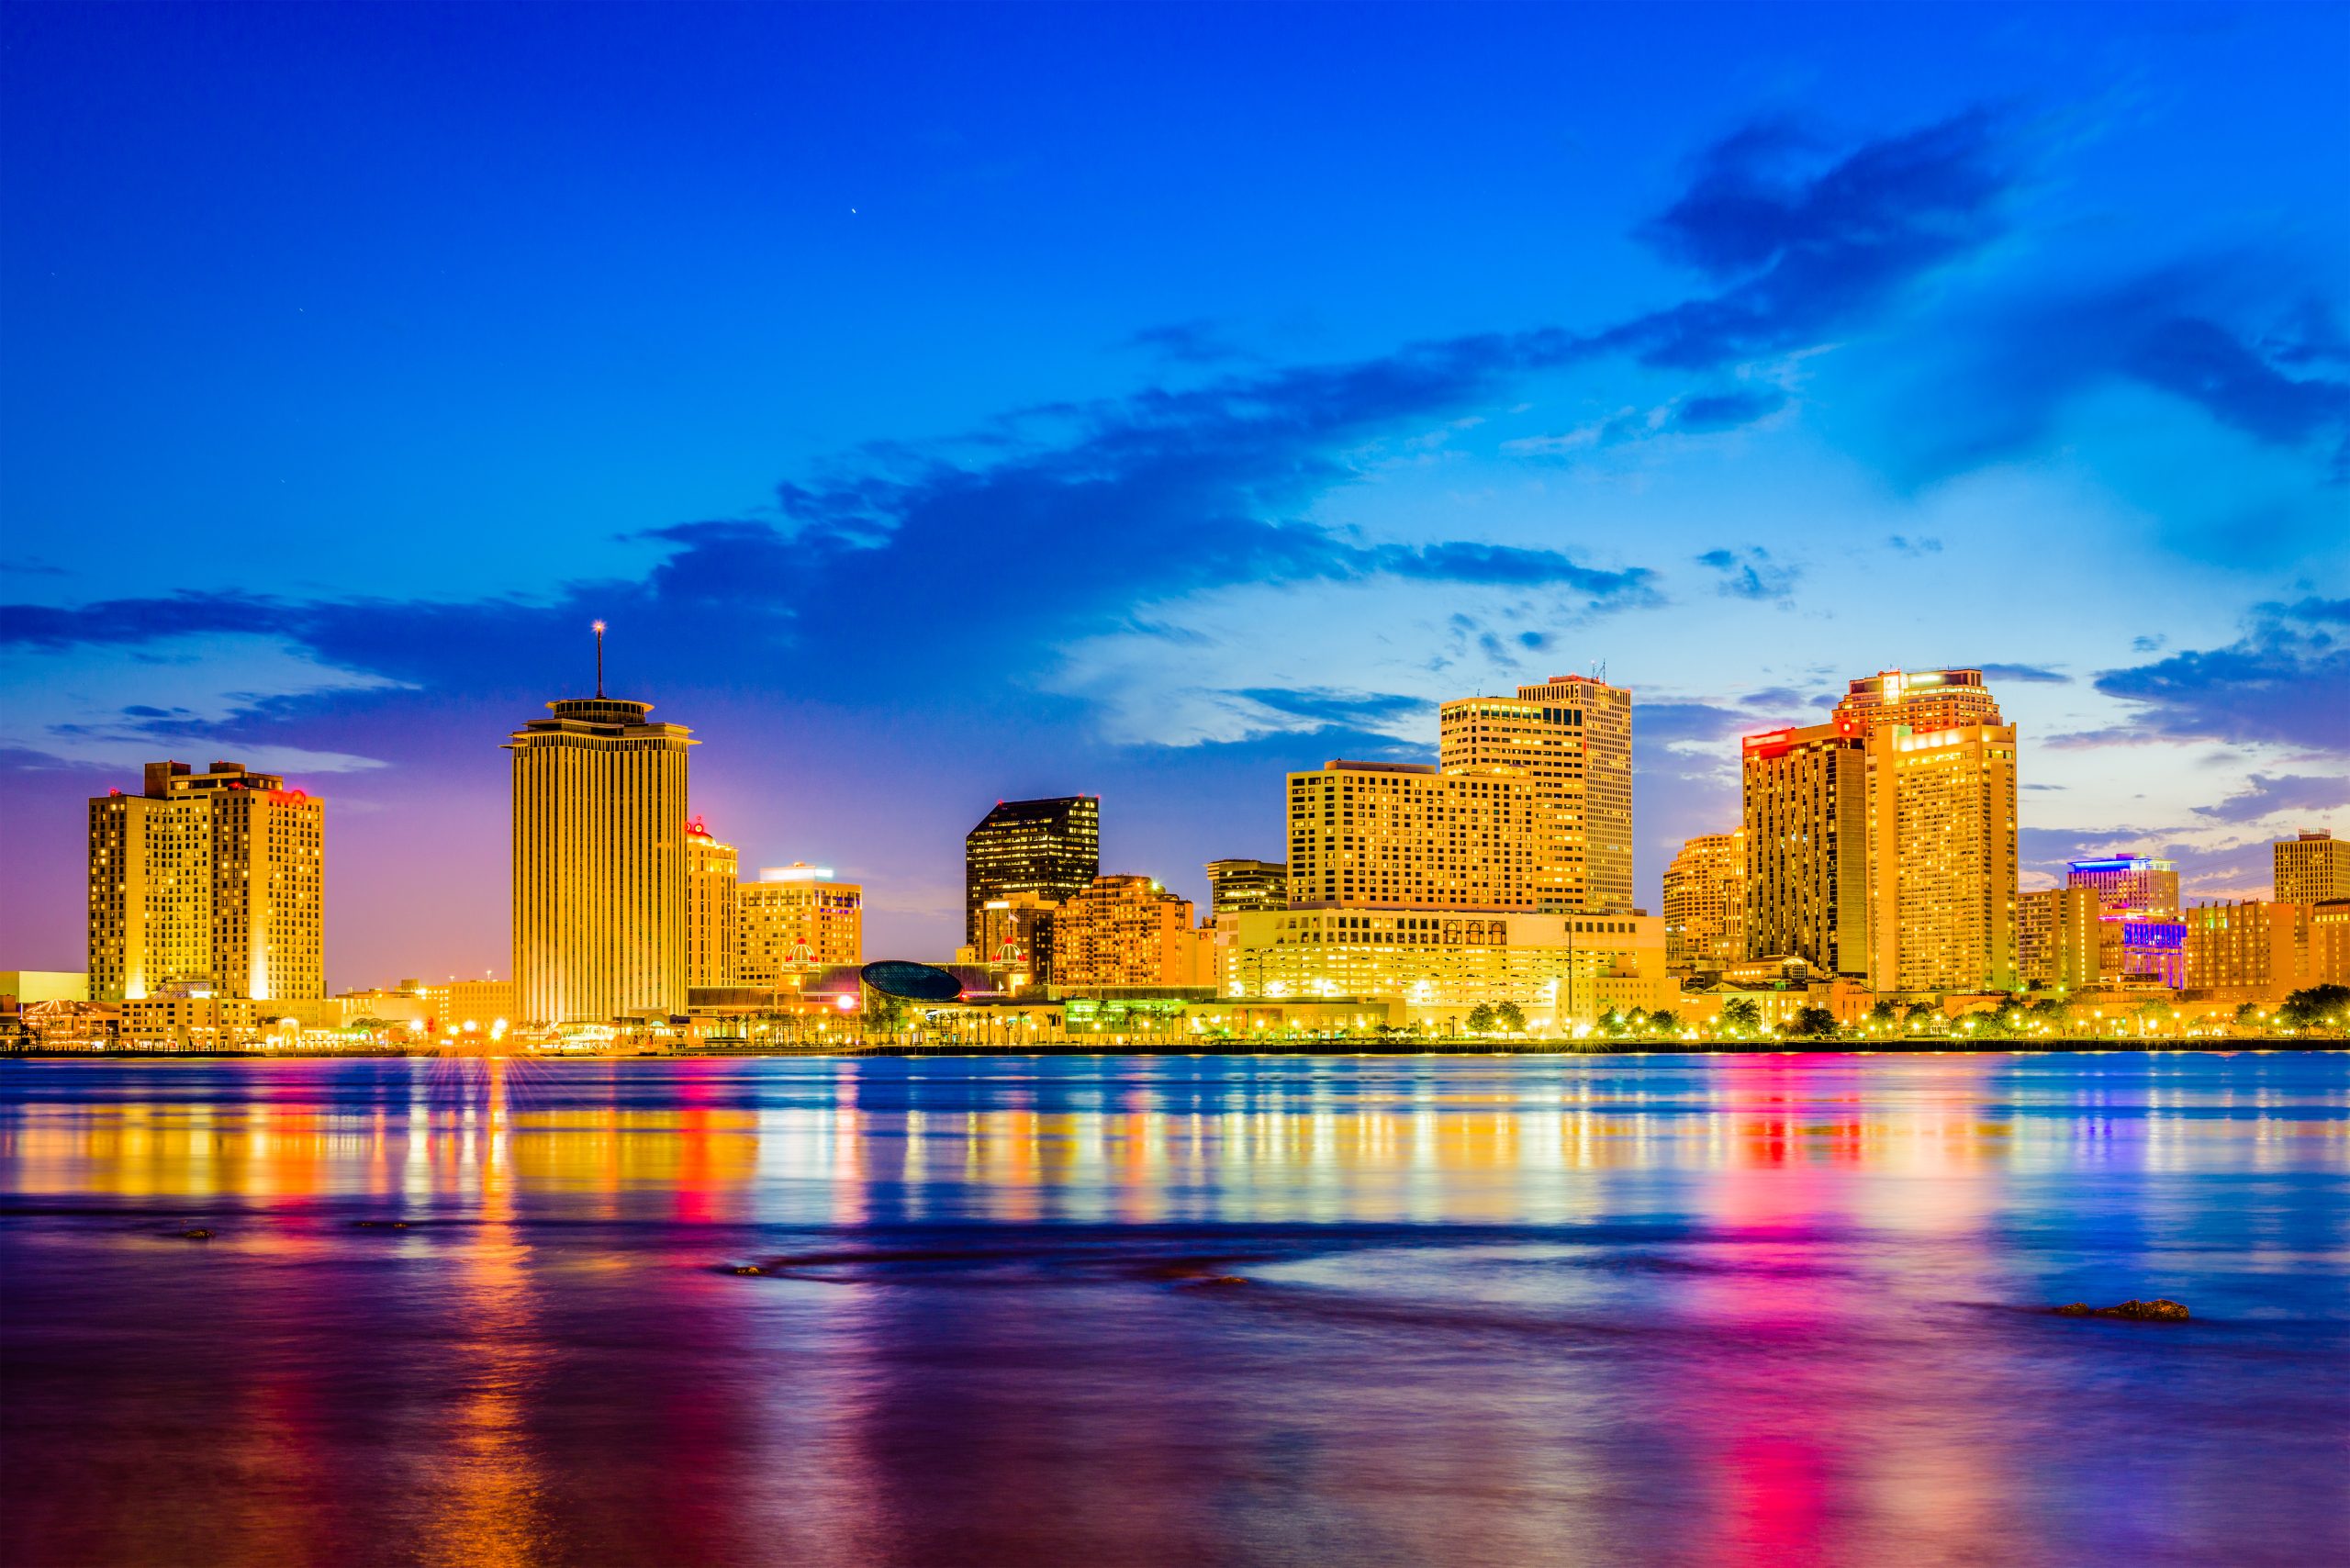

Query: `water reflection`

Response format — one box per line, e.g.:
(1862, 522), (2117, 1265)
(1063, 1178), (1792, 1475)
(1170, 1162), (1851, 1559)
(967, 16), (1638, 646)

(3, 1053), (2347, 1566)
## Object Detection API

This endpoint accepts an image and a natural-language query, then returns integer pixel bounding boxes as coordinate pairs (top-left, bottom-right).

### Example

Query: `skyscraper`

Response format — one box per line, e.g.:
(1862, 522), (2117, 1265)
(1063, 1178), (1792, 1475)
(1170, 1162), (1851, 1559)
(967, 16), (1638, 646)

(1050, 875), (1199, 988)
(1287, 761), (1543, 911)
(2275, 830), (2350, 906)
(1438, 676), (1633, 913)
(86, 760), (324, 1003)
(1741, 721), (1870, 976)
(508, 638), (694, 1025)
(1662, 830), (1744, 970)
(1864, 719), (2020, 993)
(964, 796), (1100, 943)
(1832, 667), (2003, 737)
(684, 819), (738, 991)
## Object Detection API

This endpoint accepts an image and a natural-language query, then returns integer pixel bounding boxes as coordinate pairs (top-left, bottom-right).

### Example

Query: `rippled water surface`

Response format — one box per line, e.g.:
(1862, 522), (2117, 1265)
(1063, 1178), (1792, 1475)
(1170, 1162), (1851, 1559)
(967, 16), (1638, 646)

(3, 1052), (2346, 1567)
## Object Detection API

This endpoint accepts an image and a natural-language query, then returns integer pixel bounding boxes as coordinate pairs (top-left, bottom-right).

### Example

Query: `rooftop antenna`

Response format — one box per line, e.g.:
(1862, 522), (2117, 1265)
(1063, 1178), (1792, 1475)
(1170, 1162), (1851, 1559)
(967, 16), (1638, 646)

(592, 620), (607, 698)
(1593, 658), (1606, 685)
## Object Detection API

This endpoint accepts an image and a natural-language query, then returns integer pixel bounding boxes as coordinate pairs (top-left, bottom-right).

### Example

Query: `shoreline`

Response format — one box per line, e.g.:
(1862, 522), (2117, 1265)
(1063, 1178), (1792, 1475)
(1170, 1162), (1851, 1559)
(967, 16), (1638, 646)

(5, 1038), (2340, 1061)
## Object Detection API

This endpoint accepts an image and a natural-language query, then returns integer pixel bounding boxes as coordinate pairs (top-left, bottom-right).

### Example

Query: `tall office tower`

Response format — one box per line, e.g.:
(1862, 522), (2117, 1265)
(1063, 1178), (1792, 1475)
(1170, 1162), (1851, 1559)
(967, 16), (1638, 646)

(734, 864), (863, 980)
(2067, 856), (2185, 986)
(2275, 830), (2350, 905)
(1740, 722), (1870, 975)
(2018, 886), (2098, 991)
(965, 796), (1100, 944)
(1662, 830), (1744, 969)
(1438, 676), (1634, 913)
(1286, 761), (1542, 911)
(1864, 721), (2020, 993)
(86, 760), (324, 1003)
(1204, 858), (1288, 914)
(1050, 875), (1197, 988)
(683, 819), (738, 990)
(508, 655), (695, 1025)
(1832, 668), (2003, 737)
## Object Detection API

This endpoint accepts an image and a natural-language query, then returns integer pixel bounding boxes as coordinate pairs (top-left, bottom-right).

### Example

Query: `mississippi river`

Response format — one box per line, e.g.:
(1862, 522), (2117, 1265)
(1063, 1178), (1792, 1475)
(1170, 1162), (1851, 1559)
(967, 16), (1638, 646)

(3, 1052), (2345, 1567)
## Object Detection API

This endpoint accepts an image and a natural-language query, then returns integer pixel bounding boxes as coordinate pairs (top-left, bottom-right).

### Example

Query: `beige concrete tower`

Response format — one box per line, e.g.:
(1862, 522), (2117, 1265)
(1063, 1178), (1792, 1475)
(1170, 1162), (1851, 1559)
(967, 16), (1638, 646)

(1662, 830), (1744, 969)
(508, 632), (694, 1025)
(86, 759), (325, 1003)
(1864, 721), (2020, 993)
(683, 821), (738, 991)
(1438, 676), (1633, 913)
(2275, 831), (2350, 905)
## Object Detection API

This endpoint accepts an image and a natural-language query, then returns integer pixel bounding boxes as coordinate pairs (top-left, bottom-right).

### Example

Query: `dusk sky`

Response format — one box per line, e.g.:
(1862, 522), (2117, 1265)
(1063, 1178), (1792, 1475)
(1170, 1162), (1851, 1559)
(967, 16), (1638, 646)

(4, 3), (2345, 989)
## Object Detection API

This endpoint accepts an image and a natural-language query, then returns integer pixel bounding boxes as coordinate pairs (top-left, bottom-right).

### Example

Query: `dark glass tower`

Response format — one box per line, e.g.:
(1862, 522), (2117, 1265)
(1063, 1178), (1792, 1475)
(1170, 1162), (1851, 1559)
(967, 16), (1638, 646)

(964, 796), (1100, 944)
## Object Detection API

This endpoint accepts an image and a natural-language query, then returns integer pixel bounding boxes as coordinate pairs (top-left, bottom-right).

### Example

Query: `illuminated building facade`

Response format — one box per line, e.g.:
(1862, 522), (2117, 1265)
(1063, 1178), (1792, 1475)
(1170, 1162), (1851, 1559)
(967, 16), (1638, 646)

(1286, 761), (1543, 912)
(2310, 900), (2350, 986)
(1218, 908), (1668, 1028)
(684, 820), (738, 990)
(2018, 886), (2098, 991)
(2275, 830), (2350, 905)
(1865, 721), (2020, 993)
(1662, 830), (1744, 969)
(2183, 900), (2311, 1002)
(508, 694), (694, 1025)
(2067, 856), (2184, 986)
(1204, 858), (1288, 914)
(1832, 667), (2002, 737)
(1438, 676), (1635, 913)
(1741, 722), (1869, 977)
(120, 989), (259, 1048)
(1051, 875), (1198, 989)
(974, 891), (1058, 985)
(964, 796), (1100, 945)
(735, 864), (863, 981)
(86, 760), (324, 1003)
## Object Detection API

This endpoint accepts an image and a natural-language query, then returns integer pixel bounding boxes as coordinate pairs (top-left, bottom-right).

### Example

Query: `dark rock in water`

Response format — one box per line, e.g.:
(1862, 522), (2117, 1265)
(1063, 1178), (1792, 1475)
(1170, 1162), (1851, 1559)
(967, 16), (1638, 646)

(2055, 1298), (2189, 1321)
(178, 1228), (213, 1240)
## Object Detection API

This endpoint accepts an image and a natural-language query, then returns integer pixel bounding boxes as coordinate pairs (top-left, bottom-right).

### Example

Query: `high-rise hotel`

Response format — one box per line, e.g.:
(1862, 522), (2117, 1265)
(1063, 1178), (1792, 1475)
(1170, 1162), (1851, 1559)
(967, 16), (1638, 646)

(1743, 668), (2018, 991)
(1287, 676), (1633, 913)
(508, 666), (695, 1025)
(87, 760), (324, 1002)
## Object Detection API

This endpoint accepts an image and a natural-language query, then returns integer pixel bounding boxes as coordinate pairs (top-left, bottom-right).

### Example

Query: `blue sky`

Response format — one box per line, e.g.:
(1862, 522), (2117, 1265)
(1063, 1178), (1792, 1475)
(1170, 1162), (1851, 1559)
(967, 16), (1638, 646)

(4, 2), (2346, 985)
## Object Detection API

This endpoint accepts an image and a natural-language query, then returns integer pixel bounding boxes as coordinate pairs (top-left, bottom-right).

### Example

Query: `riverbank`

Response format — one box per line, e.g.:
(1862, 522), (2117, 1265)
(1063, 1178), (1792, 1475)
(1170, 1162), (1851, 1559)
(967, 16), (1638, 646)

(6, 1037), (2341, 1060)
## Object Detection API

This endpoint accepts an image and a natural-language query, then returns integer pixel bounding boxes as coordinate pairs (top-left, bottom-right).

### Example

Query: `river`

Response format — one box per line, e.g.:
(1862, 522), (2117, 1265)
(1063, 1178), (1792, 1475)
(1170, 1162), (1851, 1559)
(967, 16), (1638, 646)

(3, 1052), (2344, 1566)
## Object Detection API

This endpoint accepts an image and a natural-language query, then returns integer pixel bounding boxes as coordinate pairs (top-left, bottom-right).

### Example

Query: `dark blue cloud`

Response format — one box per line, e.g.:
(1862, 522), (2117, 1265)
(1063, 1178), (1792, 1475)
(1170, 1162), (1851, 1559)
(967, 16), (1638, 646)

(1695, 545), (1800, 602)
(1886, 534), (1943, 555)
(1611, 110), (2014, 369)
(1669, 388), (1787, 432)
(1977, 662), (2070, 685)
(1120, 320), (1257, 366)
(1898, 264), (2350, 483)
(2094, 599), (2350, 754)
(2193, 773), (2350, 824)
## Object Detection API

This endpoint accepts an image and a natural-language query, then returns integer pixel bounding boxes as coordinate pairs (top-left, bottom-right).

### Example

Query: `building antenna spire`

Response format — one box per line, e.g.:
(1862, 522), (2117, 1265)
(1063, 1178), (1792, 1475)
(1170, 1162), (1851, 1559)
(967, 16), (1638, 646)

(592, 620), (606, 698)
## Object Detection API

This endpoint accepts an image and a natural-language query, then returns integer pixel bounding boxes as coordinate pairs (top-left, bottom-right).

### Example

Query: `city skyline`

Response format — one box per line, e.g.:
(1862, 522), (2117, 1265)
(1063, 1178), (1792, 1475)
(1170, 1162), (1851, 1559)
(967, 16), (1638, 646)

(4, 6), (2347, 988)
